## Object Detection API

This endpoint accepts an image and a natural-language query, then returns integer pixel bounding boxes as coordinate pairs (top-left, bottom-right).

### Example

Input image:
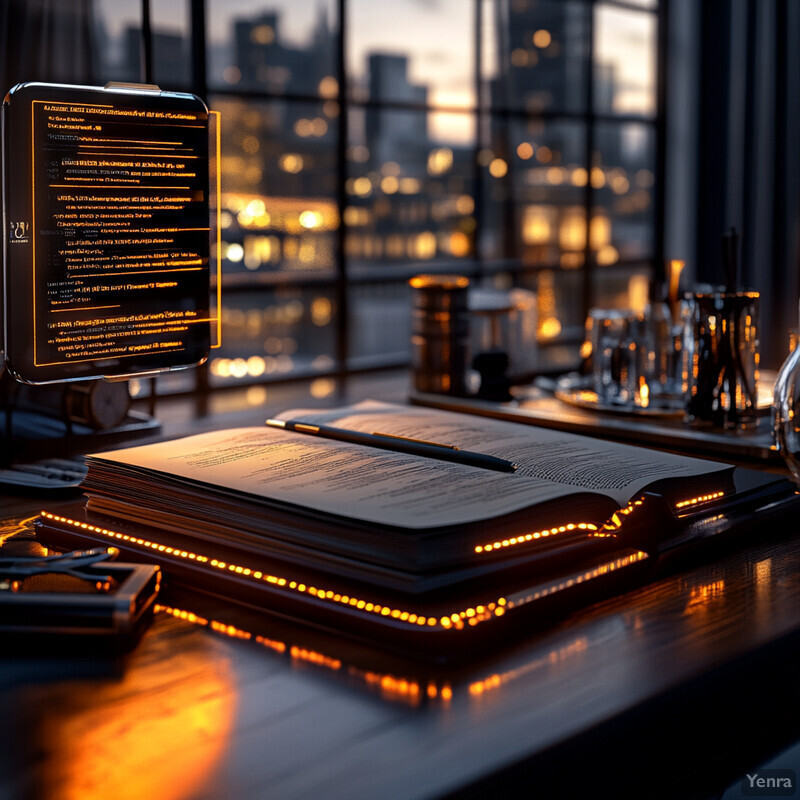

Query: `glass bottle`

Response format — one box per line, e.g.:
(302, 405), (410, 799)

(773, 301), (800, 481)
(638, 275), (676, 399)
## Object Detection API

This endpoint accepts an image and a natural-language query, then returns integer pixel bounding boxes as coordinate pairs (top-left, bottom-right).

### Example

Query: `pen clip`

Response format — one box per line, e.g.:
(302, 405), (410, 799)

(266, 419), (320, 434)
(371, 431), (460, 451)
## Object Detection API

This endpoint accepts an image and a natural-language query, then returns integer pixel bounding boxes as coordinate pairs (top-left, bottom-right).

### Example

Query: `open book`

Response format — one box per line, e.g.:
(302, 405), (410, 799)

(76, 401), (734, 589)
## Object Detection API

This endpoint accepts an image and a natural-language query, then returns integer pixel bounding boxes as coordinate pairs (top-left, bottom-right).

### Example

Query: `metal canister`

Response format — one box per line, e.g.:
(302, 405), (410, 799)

(17, 380), (131, 430)
(409, 274), (470, 395)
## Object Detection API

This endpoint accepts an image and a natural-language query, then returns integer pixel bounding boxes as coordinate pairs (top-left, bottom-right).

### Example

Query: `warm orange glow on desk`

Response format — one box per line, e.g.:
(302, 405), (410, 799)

(33, 614), (236, 800)
(469, 637), (588, 698)
(156, 603), (450, 708)
(685, 580), (726, 613)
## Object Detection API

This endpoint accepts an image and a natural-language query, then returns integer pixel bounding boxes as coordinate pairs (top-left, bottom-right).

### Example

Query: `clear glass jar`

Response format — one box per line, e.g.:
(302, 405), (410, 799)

(773, 302), (800, 480)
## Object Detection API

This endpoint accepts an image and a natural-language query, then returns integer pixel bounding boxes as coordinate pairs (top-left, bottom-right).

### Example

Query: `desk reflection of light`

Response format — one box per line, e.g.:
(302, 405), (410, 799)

(685, 579), (726, 613)
(157, 603), (447, 709)
(0, 515), (39, 543)
(153, 602), (596, 713)
(33, 613), (236, 800)
(754, 558), (773, 628)
(468, 637), (589, 700)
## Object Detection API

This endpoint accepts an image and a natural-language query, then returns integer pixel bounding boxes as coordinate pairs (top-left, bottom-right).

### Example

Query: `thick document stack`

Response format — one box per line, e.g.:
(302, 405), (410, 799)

(36, 402), (798, 656)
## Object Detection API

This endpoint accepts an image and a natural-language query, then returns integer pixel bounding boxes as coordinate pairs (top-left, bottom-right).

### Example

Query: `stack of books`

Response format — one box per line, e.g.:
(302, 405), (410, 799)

(37, 401), (793, 656)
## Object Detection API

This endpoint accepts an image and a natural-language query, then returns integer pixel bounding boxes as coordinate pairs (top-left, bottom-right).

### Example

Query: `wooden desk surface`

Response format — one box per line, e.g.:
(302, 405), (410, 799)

(2, 373), (800, 800)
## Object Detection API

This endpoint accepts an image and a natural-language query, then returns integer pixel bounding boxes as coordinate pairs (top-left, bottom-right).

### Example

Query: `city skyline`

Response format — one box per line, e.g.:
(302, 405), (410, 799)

(96, 0), (655, 140)
(90, 0), (658, 386)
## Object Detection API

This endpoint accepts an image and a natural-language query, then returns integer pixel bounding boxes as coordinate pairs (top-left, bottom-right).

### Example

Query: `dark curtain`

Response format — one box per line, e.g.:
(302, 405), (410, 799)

(0, 0), (99, 98)
(696, 0), (800, 367)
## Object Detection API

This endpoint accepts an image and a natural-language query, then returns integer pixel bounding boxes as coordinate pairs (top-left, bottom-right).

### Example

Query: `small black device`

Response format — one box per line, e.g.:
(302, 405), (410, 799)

(0, 542), (160, 643)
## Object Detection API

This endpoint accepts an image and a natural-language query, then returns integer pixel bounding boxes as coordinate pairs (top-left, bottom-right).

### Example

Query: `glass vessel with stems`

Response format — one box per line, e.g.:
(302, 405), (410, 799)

(773, 301), (800, 481)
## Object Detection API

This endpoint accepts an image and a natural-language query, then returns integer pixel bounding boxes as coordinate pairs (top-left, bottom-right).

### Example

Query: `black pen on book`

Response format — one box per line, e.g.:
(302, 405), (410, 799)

(265, 418), (518, 474)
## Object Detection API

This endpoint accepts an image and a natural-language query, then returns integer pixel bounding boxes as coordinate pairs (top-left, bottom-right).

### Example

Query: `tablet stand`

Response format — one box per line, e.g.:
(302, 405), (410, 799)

(0, 359), (159, 469)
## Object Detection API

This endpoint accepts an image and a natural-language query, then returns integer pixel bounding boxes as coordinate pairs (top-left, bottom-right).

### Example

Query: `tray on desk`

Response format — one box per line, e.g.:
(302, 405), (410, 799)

(411, 391), (780, 463)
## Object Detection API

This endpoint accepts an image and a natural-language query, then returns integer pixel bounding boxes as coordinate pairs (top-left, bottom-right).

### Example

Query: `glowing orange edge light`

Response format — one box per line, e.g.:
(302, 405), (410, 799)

(41, 512), (649, 634)
(39, 512), (511, 632)
(474, 498), (649, 554)
(675, 491), (725, 509)
(475, 490), (727, 557)
(209, 109), (222, 349)
(474, 521), (599, 555)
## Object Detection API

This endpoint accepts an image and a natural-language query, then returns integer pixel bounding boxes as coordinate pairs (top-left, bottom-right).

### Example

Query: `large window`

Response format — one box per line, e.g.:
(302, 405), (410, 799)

(91, 0), (664, 392)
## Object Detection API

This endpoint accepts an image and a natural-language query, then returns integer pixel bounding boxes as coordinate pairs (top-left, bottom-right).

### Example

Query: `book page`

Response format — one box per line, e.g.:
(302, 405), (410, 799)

(89, 426), (587, 529)
(89, 401), (730, 531)
(278, 400), (731, 506)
